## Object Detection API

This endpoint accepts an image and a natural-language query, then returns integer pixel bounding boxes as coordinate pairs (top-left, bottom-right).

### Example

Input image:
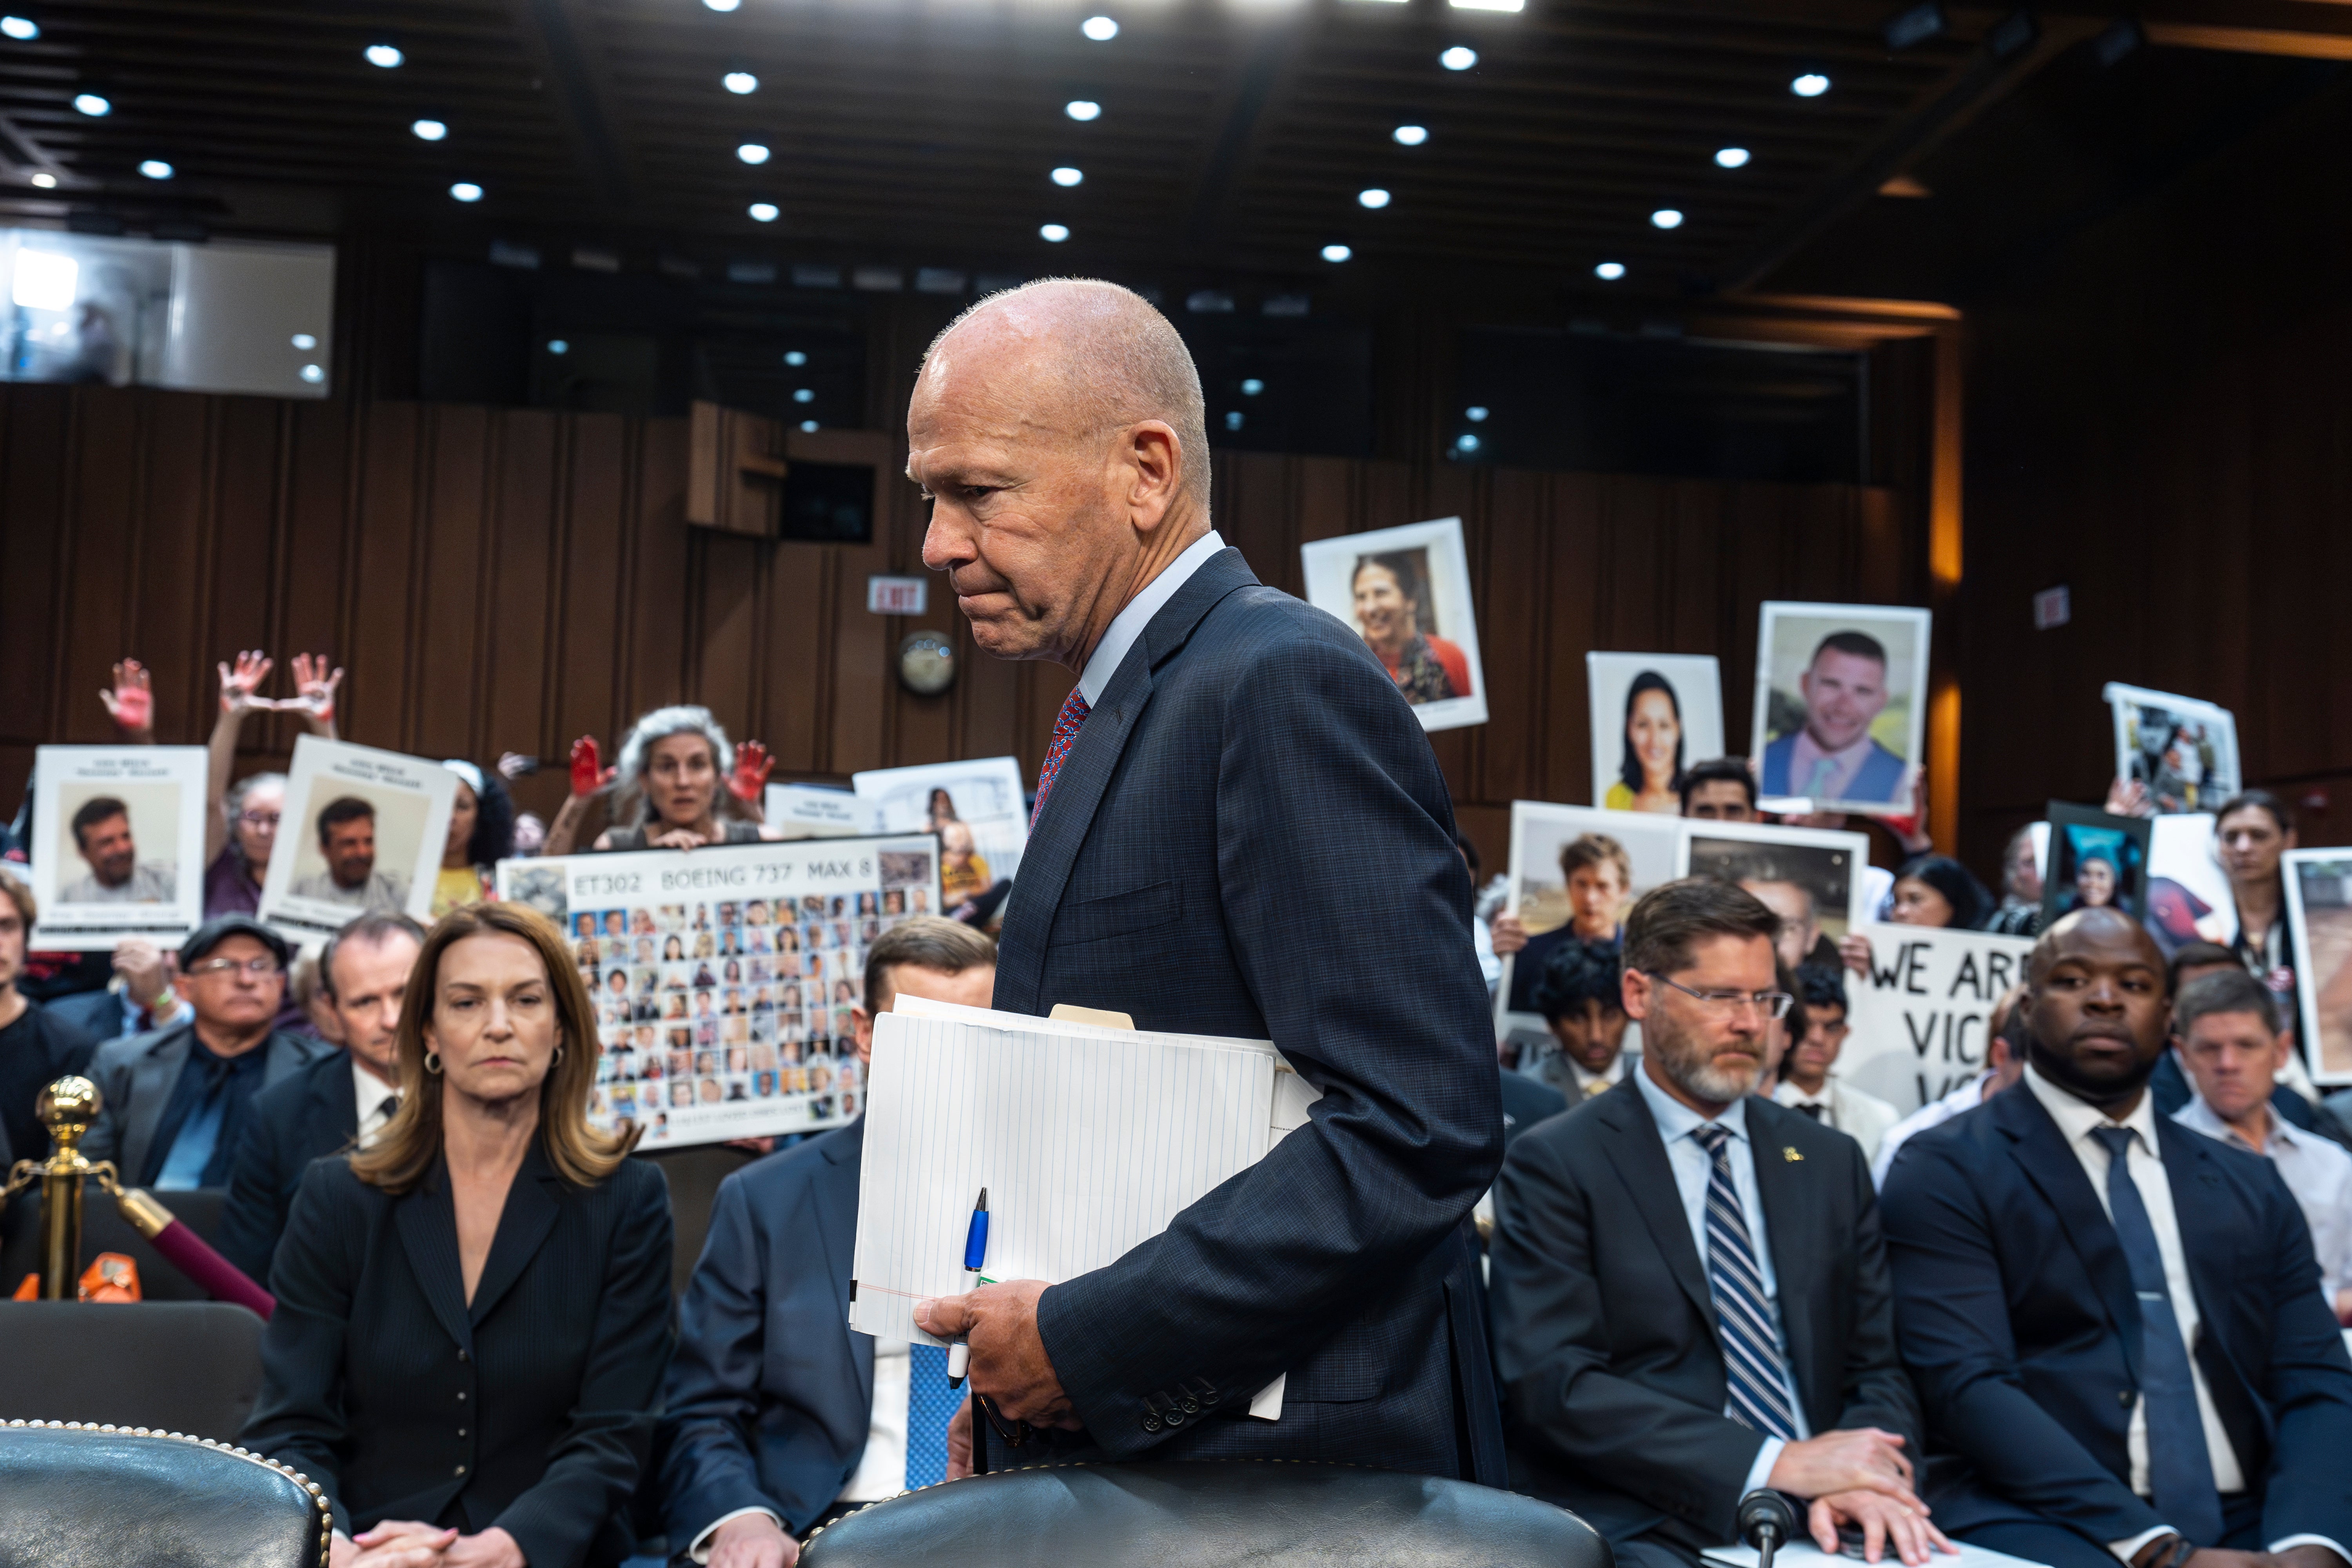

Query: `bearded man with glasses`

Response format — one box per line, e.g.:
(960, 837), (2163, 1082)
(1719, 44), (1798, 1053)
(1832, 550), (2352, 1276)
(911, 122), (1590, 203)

(1490, 876), (1943, 1568)
(84, 915), (334, 1192)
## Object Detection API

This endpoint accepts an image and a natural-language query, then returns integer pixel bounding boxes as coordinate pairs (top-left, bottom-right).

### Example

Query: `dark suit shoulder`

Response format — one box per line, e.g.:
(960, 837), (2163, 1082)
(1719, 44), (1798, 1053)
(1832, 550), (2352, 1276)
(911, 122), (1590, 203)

(716, 1120), (856, 1208)
(1498, 1070), (1568, 1141)
(254, 1047), (354, 1112)
(1746, 1094), (1872, 1167)
(268, 1028), (336, 1064)
(1191, 581), (1390, 673)
(1504, 1081), (1624, 1167)
(598, 1151), (670, 1211)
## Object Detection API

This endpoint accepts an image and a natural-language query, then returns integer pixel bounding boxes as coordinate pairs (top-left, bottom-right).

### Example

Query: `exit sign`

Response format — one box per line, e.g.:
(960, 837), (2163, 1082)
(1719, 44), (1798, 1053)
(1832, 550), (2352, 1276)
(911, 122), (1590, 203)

(867, 575), (927, 615)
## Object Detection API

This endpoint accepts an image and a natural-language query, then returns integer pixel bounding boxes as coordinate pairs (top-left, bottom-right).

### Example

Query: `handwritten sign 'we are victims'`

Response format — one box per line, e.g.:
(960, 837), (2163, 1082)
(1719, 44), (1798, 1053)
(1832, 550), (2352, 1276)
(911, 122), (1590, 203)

(1839, 923), (2035, 1115)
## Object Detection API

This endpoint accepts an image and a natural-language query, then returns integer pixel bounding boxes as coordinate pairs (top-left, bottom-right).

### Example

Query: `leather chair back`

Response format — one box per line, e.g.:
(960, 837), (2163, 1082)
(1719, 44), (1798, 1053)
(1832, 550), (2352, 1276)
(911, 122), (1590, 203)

(800, 1461), (1612, 1568)
(0, 1421), (328, 1568)
(0, 1301), (266, 1441)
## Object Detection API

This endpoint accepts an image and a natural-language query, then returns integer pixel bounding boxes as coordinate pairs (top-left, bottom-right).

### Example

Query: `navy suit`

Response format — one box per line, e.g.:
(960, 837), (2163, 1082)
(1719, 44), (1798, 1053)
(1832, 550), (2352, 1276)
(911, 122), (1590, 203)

(1880, 1082), (2352, 1557)
(661, 1119), (872, 1543)
(1759, 733), (1907, 805)
(996, 546), (1504, 1480)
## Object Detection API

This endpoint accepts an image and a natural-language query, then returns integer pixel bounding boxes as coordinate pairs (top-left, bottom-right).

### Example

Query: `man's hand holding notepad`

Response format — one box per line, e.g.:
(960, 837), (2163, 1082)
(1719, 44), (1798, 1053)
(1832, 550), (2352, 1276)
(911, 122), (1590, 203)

(848, 995), (1319, 1421)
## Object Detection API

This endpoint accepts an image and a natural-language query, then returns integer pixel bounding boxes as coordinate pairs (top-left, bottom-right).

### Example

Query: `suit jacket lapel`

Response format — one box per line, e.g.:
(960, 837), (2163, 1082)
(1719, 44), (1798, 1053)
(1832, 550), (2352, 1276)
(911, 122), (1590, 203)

(994, 548), (1258, 1014)
(2158, 1122), (2237, 1350)
(126, 1028), (191, 1178)
(1594, 1086), (1714, 1324)
(394, 1164), (474, 1353)
(1996, 1086), (2143, 1384)
(815, 1119), (874, 1406)
(468, 1142), (563, 1325)
(1749, 1103), (1820, 1401)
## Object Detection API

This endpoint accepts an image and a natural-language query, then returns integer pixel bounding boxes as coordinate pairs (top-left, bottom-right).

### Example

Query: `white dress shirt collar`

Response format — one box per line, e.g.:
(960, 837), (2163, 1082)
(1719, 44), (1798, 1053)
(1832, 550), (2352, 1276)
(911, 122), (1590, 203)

(352, 1056), (401, 1148)
(2174, 1091), (2304, 1155)
(1076, 530), (1227, 708)
(2024, 1059), (2161, 1154)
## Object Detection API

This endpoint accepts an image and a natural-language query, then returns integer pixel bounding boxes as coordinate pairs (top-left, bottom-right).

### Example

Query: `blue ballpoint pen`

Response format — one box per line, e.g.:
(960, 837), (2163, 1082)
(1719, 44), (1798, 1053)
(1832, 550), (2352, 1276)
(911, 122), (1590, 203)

(946, 1187), (989, 1387)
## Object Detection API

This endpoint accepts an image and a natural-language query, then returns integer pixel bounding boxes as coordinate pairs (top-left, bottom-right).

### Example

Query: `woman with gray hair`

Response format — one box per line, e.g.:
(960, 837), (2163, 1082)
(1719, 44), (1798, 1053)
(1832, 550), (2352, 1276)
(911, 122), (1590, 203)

(541, 706), (775, 856)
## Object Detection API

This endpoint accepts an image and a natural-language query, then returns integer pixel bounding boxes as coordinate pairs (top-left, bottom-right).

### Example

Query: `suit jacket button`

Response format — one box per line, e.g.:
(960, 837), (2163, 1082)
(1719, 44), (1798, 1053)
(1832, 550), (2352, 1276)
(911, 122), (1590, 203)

(2118, 1389), (2134, 1407)
(457, 1351), (470, 1363)
(1178, 1396), (1200, 1414)
(1163, 1408), (1184, 1426)
(1142, 1415), (1162, 1433)
(454, 1465), (466, 1476)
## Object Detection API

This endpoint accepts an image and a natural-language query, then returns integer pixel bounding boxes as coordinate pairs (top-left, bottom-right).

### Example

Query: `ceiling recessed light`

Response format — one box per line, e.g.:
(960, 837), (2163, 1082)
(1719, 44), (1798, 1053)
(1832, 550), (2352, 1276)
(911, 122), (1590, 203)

(722, 71), (757, 94)
(737, 142), (770, 164)
(1065, 99), (1101, 121)
(450, 181), (483, 202)
(1392, 124), (1428, 147)
(800, 419), (818, 432)
(28, 171), (54, 188)
(1715, 146), (1749, 168)
(364, 43), (402, 67)
(548, 339), (569, 354)
(1450, 0), (1522, 9)
(1455, 433), (1481, 452)
(793, 388), (814, 403)
(1440, 45), (1477, 70)
(1040, 222), (1071, 242)
(72, 93), (109, 117)
(1224, 411), (1243, 432)
(1051, 166), (1083, 187)
(748, 201), (779, 221)
(299, 364), (325, 384)
(292, 333), (318, 350)
(703, 0), (739, 10)
(1650, 207), (1683, 229)
(1465, 405), (1488, 421)
(1241, 378), (1264, 395)
(1791, 72), (1830, 96)
(1357, 187), (1390, 209)
(1, 15), (38, 39)
(784, 350), (807, 366)
(1594, 260), (1626, 280)
(1081, 15), (1118, 40)
(138, 159), (172, 179)
(412, 118), (447, 141)
(1321, 243), (1352, 263)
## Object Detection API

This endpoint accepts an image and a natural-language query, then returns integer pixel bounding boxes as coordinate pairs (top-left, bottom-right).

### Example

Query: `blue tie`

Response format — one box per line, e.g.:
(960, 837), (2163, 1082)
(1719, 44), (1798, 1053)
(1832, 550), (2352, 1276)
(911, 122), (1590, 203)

(2089, 1126), (2225, 1546)
(1693, 1123), (1799, 1440)
(155, 1095), (225, 1191)
(905, 1342), (958, 1490)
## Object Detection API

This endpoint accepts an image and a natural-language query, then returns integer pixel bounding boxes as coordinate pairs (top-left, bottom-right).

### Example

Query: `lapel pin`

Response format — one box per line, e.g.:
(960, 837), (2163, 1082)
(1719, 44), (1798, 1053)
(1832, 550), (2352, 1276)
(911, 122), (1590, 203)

(1782, 1146), (1804, 1162)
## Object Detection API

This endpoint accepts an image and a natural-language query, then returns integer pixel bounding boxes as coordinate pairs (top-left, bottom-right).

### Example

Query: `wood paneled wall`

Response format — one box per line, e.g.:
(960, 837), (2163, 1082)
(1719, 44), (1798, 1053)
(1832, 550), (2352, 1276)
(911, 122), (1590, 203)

(0, 379), (1913, 874)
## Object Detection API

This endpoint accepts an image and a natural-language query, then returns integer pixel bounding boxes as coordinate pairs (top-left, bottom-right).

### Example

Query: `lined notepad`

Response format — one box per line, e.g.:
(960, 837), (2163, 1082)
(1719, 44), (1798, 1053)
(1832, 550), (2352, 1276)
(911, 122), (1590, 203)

(849, 996), (1320, 1416)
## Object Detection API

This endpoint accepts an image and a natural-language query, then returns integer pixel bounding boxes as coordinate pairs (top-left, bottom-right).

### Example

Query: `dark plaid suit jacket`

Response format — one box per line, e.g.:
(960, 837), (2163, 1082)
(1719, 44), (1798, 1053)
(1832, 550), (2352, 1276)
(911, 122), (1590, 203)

(998, 544), (1505, 1481)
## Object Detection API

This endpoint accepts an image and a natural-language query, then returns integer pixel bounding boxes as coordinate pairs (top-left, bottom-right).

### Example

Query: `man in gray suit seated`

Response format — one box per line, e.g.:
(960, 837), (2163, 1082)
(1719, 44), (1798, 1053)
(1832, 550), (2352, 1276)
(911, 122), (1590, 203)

(83, 915), (332, 1191)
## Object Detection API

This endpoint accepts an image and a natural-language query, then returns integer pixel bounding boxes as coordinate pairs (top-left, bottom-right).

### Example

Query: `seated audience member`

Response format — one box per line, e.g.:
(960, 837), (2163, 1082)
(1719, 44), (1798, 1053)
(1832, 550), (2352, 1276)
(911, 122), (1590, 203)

(1492, 833), (1630, 1015)
(1680, 757), (1761, 822)
(290, 797), (411, 913)
(1491, 878), (1942, 1568)
(544, 707), (777, 856)
(433, 761), (517, 918)
(662, 918), (1000, 1566)
(203, 649), (339, 918)
(1743, 867), (1839, 973)
(1888, 855), (1994, 932)
(82, 916), (332, 1190)
(59, 795), (176, 903)
(1872, 985), (2028, 1187)
(2148, 943), (2328, 1138)
(1528, 937), (1635, 1101)
(2169, 969), (2352, 1323)
(1984, 825), (2044, 936)
(216, 913), (425, 1286)
(1880, 907), (2352, 1568)
(243, 903), (671, 1568)
(1775, 963), (1900, 1165)
(0, 871), (89, 1161)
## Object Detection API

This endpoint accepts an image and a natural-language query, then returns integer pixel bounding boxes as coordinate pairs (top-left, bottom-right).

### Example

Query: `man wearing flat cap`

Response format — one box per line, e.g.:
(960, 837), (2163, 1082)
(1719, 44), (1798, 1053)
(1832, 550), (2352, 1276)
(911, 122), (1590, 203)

(83, 915), (334, 1191)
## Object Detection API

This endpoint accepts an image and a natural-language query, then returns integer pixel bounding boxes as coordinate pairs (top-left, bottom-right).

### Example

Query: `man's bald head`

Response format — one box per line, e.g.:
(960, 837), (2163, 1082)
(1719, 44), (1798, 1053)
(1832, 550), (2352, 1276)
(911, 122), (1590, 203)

(2024, 904), (2171, 1110)
(911, 278), (1217, 670)
(920, 279), (1210, 503)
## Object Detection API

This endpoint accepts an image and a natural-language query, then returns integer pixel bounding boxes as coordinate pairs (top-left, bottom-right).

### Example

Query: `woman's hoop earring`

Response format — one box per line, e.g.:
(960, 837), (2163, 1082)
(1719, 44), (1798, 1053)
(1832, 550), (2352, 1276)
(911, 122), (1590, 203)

(423, 1051), (443, 1075)
(552, 1045), (565, 1066)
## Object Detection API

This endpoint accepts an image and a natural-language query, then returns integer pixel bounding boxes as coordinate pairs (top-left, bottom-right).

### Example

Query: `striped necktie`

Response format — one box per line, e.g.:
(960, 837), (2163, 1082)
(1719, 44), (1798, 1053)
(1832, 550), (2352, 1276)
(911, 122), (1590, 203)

(1031, 688), (1090, 827)
(1692, 1122), (1799, 1440)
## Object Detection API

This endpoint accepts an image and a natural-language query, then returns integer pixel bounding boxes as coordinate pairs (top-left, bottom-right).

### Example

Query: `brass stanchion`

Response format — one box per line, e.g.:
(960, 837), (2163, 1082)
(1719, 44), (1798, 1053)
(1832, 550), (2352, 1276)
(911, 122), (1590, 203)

(1, 1075), (117, 1300)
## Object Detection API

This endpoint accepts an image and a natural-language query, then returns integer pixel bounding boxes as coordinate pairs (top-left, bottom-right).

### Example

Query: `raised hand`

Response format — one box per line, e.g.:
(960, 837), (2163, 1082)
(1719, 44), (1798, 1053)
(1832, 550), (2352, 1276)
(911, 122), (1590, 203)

(284, 653), (345, 725)
(217, 650), (274, 716)
(728, 739), (774, 803)
(99, 658), (154, 739)
(570, 736), (617, 799)
(496, 751), (539, 781)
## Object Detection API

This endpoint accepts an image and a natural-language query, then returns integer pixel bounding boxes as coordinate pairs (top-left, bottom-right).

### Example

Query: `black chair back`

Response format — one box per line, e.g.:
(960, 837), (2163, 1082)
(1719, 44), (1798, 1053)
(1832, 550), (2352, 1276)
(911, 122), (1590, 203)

(639, 1144), (759, 1294)
(0, 1421), (327, 1568)
(0, 1301), (266, 1441)
(0, 1187), (232, 1302)
(801, 1461), (1612, 1568)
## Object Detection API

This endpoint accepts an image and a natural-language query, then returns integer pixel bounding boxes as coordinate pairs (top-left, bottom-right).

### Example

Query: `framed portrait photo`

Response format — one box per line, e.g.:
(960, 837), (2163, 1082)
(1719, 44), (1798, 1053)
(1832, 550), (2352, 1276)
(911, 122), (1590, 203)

(1677, 818), (1870, 974)
(2285, 850), (2352, 1085)
(1494, 801), (1681, 1047)
(2102, 682), (2239, 815)
(27, 745), (209, 949)
(258, 735), (456, 942)
(1586, 652), (1724, 815)
(2038, 802), (2152, 930)
(1299, 516), (1488, 733)
(1751, 601), (1932, 818)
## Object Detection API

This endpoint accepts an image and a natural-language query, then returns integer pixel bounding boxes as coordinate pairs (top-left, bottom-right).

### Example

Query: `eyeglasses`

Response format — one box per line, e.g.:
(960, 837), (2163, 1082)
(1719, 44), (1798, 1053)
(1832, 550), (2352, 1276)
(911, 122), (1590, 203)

(1644, 971), (1793, 1020)
(237, 811), (282, 829)
(189, 956), (283, 980)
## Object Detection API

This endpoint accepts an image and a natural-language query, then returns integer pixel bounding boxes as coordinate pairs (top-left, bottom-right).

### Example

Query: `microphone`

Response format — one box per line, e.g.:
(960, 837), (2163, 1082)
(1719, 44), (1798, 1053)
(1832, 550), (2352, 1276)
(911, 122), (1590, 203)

(1738, 1488), (1798, 1568)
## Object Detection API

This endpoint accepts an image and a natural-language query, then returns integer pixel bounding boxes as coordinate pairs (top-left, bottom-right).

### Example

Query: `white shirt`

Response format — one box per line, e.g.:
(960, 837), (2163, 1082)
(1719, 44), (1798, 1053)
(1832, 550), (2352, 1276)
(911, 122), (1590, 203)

(351, 1058), (401, 1147)
(2174, 1093), (2352, 1305)
(1563, 1051), (1632, 1100)
(1473, 915), (1502, 1002)
(1774, 1077), (1901, 1166)
(1632, 1065), (1810, 1496)
(1872, 1071), (1989, 1188)
(1076, 529), (1227, 708)
(690, 1336), (910, 1561)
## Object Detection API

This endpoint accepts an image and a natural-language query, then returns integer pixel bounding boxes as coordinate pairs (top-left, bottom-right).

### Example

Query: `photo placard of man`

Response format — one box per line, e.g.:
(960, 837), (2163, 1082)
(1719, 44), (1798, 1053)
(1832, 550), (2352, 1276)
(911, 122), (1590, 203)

(290, 795), (409, 913)
(1762, 632), (1908, 806)
(58, 795), (177, 904)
